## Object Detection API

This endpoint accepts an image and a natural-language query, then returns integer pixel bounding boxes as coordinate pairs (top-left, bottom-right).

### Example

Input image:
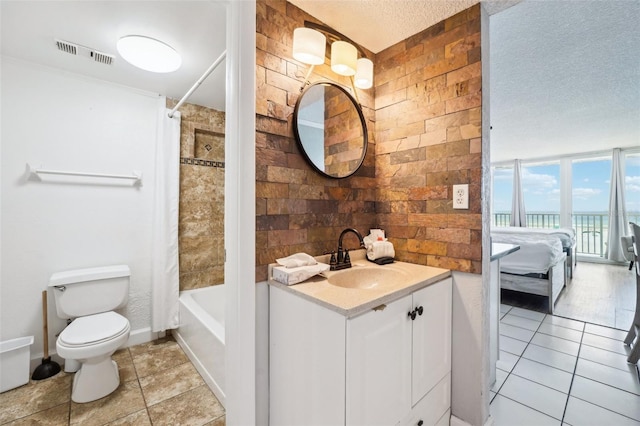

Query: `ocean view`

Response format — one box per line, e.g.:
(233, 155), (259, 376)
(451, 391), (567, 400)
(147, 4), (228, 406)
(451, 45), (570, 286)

(493, 211), (640, 256)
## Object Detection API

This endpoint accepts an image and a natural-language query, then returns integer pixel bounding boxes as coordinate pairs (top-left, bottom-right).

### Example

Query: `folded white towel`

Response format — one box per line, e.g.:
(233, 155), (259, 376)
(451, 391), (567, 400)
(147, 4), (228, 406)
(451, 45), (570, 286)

(367, 241), (395, 261)
(272, 263), (330, 285)
(276, 252), (317, 268)
(370, 229), (385, 240)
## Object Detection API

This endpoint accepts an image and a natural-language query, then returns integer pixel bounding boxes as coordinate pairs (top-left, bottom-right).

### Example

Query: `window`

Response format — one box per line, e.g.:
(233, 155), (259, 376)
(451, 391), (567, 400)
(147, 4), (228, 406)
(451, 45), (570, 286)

(492, 166), (513, 226)
(572, 157), (611, 256)
(491, 149), (637, 259)
(521, 162), (560, 228)
(626, 153), (640, 224)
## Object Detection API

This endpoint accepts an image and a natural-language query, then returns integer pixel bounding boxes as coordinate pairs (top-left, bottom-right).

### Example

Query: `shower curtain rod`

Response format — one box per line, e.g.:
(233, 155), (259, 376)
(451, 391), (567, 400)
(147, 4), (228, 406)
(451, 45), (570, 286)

(168, 50), (227, 118)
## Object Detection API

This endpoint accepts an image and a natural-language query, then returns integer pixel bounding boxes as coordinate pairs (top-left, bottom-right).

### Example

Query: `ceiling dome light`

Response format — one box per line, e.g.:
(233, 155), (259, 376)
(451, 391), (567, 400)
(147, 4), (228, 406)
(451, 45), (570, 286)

(117, 35), (181, 73)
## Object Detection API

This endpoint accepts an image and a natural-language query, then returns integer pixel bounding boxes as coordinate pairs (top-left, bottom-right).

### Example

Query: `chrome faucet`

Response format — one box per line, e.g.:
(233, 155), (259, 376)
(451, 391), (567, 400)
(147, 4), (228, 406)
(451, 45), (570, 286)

(330, 228), (365, 271)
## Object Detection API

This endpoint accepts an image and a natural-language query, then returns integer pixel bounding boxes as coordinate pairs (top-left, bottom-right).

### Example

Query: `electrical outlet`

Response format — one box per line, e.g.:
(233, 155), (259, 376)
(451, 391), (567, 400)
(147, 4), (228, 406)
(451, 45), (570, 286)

(453, 184), (469, 209)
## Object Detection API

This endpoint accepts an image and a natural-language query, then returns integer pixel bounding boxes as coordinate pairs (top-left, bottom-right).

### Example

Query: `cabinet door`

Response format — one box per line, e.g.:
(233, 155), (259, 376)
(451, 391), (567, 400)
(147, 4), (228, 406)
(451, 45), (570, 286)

(411, 278), (452, 405)
(270, 286), (346, 426)
(347, 294), (413, 426)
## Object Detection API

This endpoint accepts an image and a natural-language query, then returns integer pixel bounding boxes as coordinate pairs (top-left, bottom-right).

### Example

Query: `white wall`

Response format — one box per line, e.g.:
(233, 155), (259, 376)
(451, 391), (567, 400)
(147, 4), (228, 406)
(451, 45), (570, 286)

(225, 1), (257, 424)
(1, 58), (162, 360)
(451, 271), (487, 426)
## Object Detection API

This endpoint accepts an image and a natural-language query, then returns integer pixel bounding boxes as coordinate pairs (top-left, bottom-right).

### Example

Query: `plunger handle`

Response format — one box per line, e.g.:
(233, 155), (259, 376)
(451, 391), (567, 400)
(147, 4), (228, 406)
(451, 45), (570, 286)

(42, 290), (49, 359)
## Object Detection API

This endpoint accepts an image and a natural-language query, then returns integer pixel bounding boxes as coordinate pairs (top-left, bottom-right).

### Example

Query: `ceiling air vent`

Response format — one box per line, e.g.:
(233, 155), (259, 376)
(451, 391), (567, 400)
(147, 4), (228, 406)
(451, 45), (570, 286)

(54, 38), (115, 66)
(92, 51), (114, 65)
(55, 39), (77, 55)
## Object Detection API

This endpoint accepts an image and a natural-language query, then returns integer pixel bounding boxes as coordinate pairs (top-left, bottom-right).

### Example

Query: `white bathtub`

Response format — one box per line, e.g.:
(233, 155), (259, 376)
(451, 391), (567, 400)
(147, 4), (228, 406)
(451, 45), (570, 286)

(175, 285), (225, 407)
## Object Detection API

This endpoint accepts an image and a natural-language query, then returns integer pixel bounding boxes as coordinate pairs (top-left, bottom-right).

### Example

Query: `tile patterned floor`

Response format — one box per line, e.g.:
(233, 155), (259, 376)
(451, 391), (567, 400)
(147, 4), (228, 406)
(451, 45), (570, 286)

(0, 336), (225, 425)
(491, 304), (640, 426)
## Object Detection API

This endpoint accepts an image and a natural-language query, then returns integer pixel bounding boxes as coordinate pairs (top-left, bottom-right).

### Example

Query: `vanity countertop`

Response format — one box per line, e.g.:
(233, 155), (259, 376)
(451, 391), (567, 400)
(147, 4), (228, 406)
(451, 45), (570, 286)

(267, 250), (451, 318)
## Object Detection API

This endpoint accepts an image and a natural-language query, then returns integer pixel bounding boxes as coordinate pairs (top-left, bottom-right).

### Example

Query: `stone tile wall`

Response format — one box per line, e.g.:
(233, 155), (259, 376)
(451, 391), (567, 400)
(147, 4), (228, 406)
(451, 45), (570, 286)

(255, 1), (483, 280)
(374, 5), (482, 273)
(167, 100), (226, 290)
(255, 0), (377, 281)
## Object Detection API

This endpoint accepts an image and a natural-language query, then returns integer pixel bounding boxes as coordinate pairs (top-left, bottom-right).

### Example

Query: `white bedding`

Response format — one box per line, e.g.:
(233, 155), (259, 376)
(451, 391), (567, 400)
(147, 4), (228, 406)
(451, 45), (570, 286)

(491, 233), (565, 274)
(492, 226), (576, 248)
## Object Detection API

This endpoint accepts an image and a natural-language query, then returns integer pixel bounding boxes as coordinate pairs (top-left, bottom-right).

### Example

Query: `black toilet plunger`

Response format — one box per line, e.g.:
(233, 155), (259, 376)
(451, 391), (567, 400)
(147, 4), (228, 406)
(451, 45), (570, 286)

(32, 290), (61, 380)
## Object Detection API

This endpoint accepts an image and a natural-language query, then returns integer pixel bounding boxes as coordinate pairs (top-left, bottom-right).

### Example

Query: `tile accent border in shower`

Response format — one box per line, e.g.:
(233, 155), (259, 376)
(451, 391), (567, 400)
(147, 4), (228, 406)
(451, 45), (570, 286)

(180, 157), (225, 168)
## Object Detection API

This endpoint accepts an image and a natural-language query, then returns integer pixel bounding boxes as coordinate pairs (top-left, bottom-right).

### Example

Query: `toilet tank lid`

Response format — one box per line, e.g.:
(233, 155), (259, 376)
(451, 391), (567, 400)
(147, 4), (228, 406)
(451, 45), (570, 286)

(49, 265), (130, 286)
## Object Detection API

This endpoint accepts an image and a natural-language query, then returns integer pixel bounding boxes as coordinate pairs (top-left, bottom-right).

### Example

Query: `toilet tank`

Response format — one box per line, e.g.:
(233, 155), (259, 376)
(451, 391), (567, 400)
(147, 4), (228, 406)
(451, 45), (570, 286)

(48, 265), (130, 319)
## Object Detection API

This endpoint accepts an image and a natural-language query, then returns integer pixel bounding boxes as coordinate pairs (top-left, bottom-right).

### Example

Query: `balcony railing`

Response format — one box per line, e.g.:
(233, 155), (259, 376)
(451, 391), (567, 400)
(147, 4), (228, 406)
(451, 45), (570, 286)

(493, 213), (560, 229)
(493, 212), (640, 257)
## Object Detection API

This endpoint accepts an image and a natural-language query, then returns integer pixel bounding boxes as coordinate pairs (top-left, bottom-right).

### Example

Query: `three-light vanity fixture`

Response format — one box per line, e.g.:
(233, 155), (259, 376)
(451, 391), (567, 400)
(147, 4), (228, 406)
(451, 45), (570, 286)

(292, 21), (374, 93)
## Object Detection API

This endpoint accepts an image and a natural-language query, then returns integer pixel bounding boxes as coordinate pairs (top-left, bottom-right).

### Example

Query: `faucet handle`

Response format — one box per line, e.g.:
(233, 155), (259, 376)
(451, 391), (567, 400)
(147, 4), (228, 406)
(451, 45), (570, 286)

(344, 249), (351, 264)
(329, 252), (337, 266)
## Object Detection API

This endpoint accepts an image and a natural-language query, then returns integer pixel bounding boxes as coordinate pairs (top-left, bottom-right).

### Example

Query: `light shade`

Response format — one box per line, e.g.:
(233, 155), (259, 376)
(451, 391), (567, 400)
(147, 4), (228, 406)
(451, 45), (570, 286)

(292, 28), (326, 65)
(354, 58), (374, 89)
(117, 35), (181, 73)
(331, 41), (357, 76)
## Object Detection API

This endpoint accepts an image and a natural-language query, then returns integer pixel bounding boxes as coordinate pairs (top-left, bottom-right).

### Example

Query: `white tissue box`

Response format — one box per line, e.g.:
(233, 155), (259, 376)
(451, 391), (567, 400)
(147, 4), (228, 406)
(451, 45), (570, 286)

(272, 263), (329, 285)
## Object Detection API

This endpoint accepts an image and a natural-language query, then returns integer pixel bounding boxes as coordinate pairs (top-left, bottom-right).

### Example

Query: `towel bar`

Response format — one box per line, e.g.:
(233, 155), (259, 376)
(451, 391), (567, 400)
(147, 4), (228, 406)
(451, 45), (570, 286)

(27, 163), (142, 185)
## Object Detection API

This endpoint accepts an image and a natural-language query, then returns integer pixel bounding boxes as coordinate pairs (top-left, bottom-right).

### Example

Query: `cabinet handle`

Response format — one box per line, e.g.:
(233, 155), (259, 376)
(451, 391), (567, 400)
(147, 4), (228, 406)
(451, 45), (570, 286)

(408, 306), (423, 320)
(417, 421), (424, 426)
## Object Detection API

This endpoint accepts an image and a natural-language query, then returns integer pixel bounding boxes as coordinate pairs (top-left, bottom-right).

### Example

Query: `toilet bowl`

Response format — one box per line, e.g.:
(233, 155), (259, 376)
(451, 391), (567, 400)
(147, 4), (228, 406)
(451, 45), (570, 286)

(56, 311), (130, 403)
(49, 265), (131, 403)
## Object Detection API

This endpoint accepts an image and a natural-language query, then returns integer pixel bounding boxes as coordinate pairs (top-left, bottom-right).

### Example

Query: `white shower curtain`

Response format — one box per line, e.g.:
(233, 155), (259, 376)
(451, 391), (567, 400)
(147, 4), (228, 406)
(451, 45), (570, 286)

(510, 159), (527, 227)
(606, 148), (628, 262)
(151, 104), (181, 332)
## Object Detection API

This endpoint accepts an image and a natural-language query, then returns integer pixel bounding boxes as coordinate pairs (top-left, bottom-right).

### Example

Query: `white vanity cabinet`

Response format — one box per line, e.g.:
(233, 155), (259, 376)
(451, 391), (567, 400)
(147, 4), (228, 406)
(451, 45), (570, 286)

(269, 277), (452, 426)
(346, 293), (413, 425)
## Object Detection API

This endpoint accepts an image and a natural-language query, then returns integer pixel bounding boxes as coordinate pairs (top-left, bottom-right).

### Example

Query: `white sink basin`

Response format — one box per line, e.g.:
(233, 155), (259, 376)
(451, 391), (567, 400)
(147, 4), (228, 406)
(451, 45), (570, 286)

(327, 266), (409, 290)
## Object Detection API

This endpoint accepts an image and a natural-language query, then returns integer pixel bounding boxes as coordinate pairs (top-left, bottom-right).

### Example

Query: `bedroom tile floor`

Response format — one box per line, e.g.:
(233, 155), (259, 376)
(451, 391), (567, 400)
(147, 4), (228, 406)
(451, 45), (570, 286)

(553, 262), (636, 330)
(491, 304), (640, 425)
(0, 336), (225, 425)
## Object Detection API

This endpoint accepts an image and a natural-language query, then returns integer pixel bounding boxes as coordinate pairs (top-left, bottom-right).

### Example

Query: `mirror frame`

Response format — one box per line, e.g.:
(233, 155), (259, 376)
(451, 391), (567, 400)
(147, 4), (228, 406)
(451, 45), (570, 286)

(293, 81), (368, 179)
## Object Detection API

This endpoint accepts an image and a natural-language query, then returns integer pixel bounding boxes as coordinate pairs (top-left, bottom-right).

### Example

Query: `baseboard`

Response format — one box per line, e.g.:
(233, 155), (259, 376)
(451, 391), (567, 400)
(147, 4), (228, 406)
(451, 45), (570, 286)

(450, 414), (471, 426)
(28, 326), (158, 374)
(450, 414), (494, 426)
(126, 327), (159, 347)
(29, 353), (65, 374)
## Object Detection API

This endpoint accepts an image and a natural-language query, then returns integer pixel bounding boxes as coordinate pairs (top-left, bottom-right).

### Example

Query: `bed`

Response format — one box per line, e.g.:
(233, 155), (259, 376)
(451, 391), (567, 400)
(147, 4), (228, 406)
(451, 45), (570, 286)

(491, 232), (567, 314)
(492, 226), (577, 278)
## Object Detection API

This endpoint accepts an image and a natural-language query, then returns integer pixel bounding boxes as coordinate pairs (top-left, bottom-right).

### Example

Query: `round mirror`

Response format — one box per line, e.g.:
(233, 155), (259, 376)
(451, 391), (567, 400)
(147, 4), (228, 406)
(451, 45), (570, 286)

(293, 82), (368, 179)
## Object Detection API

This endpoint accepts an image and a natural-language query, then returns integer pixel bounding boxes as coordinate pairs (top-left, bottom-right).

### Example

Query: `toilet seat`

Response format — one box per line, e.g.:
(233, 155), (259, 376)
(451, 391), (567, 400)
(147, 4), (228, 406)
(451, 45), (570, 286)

(59, 311), (129, 347)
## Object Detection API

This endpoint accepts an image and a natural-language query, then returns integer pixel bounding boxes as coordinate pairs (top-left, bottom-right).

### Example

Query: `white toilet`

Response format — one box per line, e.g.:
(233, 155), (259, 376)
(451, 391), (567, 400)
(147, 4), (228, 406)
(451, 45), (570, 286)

(49, 265), (131, 403)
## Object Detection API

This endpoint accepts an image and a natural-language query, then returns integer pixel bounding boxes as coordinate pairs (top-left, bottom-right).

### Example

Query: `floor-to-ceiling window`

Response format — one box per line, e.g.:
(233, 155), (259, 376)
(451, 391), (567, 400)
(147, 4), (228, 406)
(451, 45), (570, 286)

(571, 156), (612, 257)
(491, 161), (561, 228)
(521, 161), (561, 228)
(625, 152), (640, 226)
(492, 166), (514, 226)
(491, 148), (640, 261)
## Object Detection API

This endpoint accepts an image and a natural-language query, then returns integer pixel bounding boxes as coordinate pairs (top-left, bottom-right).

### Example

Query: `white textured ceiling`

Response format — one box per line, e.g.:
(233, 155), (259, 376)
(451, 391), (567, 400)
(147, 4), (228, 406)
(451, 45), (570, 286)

(0, 1), (226, 111)
(289, 0), (472, 53)
(289, 0), (520, 53)
(489, 1), (640, 162)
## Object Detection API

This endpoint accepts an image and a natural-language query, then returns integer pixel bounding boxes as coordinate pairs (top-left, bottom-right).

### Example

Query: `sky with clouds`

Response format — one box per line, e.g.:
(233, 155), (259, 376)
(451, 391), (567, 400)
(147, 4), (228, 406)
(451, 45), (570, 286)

(493, 153), (640, 214)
